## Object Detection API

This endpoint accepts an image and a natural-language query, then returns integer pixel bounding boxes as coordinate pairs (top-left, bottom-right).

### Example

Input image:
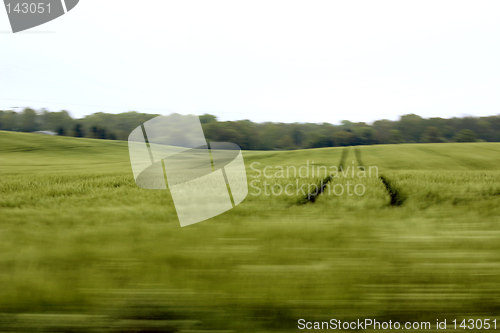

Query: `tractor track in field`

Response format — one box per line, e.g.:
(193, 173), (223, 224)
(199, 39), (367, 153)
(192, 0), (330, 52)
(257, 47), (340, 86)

(300, 147), (407, 206)
(354, 147), (407, 206)
(379, 175), (406, 206)
(354, 147), (365, 171)
(301, 147), (351, 204)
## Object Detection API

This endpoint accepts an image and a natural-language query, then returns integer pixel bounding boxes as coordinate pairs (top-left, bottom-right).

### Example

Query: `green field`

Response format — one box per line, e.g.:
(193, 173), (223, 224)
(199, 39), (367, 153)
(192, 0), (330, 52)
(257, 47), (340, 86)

(1, 130), (500, 332)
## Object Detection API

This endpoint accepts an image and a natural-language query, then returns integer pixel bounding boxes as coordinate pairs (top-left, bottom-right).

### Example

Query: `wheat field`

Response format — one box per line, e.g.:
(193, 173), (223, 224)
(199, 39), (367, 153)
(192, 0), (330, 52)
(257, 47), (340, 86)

(1, 131), (499, 332)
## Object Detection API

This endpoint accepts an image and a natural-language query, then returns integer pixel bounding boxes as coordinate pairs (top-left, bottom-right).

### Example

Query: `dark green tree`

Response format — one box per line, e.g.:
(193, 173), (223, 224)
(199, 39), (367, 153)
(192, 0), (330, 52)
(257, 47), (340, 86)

(0, 110), (18, 130)
(199, 114), (217, 124)
(422, 126), (443, 143)
(19, 108), (38, 132)
(454, 129), (477, 142)
(73, 123), (84, 137)
(389, 129), (403, 144)
(397, 114), (425, 142)
(333, 131), (355, 146)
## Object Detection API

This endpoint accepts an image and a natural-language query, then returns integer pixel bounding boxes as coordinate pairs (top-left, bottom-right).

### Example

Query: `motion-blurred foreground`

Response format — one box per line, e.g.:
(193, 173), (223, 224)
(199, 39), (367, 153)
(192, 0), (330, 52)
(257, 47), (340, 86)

(0, 131), (499, 332)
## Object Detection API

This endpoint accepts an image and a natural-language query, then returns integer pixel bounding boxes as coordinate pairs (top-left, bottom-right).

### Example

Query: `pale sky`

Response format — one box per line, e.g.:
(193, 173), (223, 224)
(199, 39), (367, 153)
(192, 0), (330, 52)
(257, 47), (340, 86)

(1, 0), (499, 124)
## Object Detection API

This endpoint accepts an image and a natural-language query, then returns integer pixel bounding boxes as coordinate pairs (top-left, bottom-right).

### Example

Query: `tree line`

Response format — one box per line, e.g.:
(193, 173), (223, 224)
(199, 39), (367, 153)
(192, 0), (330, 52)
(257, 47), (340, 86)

(1, 108), (499, 150)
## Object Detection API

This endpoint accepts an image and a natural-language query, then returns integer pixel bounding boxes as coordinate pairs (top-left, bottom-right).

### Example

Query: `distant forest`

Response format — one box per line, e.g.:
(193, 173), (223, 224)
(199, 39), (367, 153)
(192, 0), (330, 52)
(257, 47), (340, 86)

(1, 108), (499, 150)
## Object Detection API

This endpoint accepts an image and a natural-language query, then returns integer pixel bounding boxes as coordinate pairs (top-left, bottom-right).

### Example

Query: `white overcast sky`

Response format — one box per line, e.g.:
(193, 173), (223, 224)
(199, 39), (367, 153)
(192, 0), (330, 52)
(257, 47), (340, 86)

(0, 0), (499, 124)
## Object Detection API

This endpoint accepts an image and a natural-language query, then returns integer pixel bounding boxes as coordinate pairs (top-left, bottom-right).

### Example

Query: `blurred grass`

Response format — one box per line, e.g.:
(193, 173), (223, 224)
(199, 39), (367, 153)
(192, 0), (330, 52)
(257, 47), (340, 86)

(0, 131), (500, 332)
